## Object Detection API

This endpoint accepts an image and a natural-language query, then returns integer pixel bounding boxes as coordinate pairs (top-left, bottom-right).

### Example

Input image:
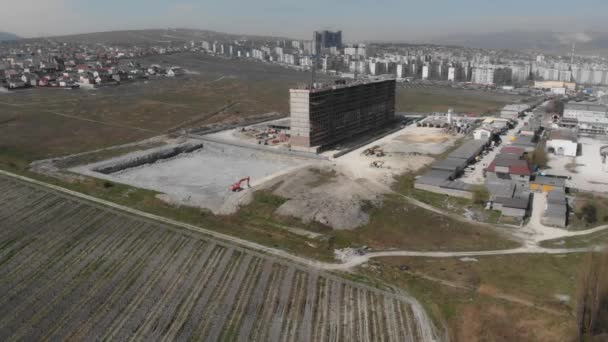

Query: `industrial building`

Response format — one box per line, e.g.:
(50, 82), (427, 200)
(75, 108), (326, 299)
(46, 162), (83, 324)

(546, 129), (578, 156)
(289, 79), (396, 151)
(510, 135), (537, 152)
(530, 176), (566, 193)
(414, 139), (487, 199)
(486, 155), (532, 187)
(500, 104), (530, 120)
(492, 195), (530, 218)
(563, 103), (608, 135)
(534, 81), (576, 91)
(542, 189), (568, 228)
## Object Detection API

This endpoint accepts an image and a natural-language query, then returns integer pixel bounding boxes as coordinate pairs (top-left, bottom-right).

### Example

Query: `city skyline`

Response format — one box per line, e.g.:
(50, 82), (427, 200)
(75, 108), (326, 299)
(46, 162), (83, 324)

(2, 0), (608, 41)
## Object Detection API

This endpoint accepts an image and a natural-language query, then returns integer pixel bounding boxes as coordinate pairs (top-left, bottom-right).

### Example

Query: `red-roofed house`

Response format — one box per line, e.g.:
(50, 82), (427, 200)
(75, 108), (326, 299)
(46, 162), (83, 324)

(500, 146), (525, 155)
(486, 156), (532, 186)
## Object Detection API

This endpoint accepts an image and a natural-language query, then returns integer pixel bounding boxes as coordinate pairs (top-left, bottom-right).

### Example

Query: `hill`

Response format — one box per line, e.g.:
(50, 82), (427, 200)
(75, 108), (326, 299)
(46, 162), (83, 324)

(431, 30), (608, 55)
(36, 28), (288, 46)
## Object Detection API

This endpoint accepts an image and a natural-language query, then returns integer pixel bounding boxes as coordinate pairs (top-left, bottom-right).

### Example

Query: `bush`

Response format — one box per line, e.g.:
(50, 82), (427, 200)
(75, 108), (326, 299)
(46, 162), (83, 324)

(526, 145), (548, 169)
(103, 181), (114, 189)
(581, 204), (598, 224)
(472, 186), (490, 205)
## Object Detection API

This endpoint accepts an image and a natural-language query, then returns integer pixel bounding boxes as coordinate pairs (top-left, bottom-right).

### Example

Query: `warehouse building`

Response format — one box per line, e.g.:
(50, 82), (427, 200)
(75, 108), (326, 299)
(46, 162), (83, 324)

(448, 140), (487, 163)
(290, 78), (396, 151)
(542, 189), (568, 228)
(486, 156), (532, 187)
(493, 195), (530, 218)
(563, 103), (608, 135)
(501, 104), (530, 120)
(530, 176), (566, 193)
(414, 139), (487, 199)
(510, 135), (537, 152)
(486, 177), (531, 219)
(546, 129), (578, 157)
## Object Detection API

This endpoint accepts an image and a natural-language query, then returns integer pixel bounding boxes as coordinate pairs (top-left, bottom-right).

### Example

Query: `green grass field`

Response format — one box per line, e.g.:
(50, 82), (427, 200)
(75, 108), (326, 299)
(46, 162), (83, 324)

(359, 253), (582, 341)
(332, 194), (518, 252)
(396, 87), (520, 114)
(567, 192), (608, 230)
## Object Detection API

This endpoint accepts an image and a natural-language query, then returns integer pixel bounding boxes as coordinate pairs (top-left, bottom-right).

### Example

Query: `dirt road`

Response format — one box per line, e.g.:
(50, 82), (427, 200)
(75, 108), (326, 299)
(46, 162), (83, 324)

(0, 169), (603, 273)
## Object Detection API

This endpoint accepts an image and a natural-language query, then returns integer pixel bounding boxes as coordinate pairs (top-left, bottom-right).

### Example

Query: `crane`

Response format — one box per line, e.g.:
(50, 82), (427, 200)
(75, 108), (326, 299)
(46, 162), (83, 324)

(230, 177), (251, 192)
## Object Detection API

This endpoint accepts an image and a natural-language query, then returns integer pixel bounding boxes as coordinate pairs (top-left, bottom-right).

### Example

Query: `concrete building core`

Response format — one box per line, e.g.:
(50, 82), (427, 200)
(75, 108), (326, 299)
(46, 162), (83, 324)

(289, 78), (396, 151)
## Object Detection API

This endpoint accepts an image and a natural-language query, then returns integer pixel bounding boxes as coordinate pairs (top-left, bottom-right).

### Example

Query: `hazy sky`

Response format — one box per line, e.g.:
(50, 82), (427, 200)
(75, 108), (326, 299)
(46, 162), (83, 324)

(1, 0), (607, 40)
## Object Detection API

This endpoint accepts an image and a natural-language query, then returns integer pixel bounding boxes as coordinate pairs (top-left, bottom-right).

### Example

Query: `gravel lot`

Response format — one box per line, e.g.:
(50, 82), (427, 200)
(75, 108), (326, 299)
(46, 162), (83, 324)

(73, 141), (311, 213)
(548, 136), (608, 193)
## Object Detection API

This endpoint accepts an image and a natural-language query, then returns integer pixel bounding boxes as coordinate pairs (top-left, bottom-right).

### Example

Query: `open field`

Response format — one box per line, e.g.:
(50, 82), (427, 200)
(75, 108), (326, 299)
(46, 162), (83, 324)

(0, 175), (436, 341)
(332, 194), (519, 252)
(547, 136), (608, 194)
(0, 52), (522, 171)
(568, 192), (608, 230)
(0, 53), (330, 166)
(540, 228), (608, 249)
(359, 254), (582, 341)
(396, 86), (521, 114)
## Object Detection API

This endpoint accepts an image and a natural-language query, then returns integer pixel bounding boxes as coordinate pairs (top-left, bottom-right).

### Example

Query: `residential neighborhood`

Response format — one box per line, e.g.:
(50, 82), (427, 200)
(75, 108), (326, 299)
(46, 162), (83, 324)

(0, 41), (186, 90)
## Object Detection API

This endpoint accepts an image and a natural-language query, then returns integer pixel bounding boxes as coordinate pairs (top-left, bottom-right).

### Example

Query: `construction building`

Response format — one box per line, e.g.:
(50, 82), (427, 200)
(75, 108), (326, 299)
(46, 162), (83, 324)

(289, 78), (396, 151)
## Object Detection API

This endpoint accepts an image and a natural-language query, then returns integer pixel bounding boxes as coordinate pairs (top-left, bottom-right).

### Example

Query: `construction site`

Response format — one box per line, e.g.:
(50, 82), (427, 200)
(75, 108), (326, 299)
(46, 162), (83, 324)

(50, 78), (491, 230)
(289, 78), (397, 152)
(64, 77), (472, 230)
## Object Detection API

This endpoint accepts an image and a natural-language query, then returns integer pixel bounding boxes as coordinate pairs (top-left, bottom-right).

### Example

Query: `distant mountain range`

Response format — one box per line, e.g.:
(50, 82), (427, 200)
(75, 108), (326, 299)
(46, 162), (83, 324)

(10, 28), (608, 56)
(35, 28), (287, 46)
(430, 31), (608, 56)
(0, 32), (21, 41)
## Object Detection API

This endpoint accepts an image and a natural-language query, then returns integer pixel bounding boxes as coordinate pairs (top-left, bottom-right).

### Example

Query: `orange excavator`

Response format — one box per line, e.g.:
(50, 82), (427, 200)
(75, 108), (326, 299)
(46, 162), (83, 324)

(230, 177), (251, 192)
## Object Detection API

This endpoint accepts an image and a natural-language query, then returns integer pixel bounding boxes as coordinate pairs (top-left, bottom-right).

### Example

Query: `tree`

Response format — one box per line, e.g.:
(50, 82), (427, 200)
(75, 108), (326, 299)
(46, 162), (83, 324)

(576, 251), (608, 341)
(546, 99), (565, 115)
(581, 203), (598, 224)
(472, 186), (490, 205)
(526, 144), (549, 169)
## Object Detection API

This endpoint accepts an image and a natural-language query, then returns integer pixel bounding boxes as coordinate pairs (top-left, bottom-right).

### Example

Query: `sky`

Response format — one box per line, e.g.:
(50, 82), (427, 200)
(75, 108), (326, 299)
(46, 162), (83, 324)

(1, 0), (607, 41)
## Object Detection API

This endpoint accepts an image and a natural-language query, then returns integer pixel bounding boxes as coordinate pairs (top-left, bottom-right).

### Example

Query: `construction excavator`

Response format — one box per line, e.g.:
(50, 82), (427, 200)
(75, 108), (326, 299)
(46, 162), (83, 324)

(363, 146), (385, 157)
(370, 161), (385, 168)
(230, 177), (251, 192)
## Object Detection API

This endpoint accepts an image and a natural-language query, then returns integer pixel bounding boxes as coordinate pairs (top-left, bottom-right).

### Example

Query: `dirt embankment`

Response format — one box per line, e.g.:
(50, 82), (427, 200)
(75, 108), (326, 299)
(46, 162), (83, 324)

(93, 143), (203, 174)
(260, 166), (385, 230)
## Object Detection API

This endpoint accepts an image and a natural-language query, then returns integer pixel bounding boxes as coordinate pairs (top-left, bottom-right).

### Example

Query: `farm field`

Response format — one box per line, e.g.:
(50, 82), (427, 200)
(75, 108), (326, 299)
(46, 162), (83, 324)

(0, 175), (434, 341)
